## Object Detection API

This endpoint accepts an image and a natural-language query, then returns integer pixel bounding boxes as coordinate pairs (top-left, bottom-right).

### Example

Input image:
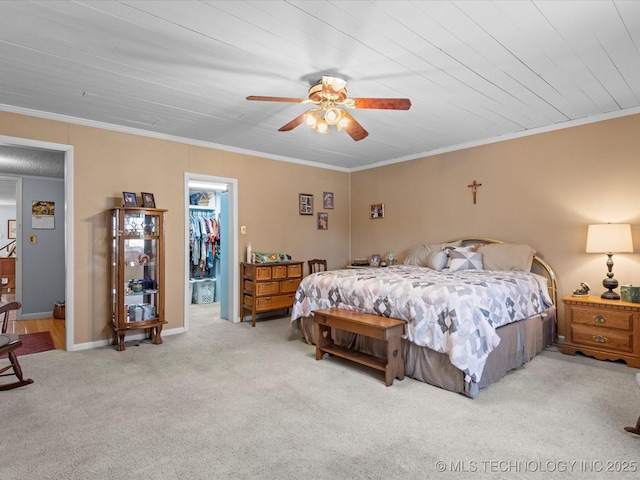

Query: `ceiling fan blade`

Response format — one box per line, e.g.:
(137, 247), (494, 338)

(246, 96), (305, 103)
(351, 98), (411, 110)
(340, 110), (369, 141)
(278, 114), (305, 132)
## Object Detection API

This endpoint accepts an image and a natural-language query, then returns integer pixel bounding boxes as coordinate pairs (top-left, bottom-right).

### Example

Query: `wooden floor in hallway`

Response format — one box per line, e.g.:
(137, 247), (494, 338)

(2, 294), (66, 350)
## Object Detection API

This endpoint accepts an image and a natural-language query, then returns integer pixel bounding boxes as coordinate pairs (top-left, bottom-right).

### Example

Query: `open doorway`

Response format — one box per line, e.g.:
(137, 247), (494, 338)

(0, 177), (18, 301)
(0, 135), (74, 351)
(183, 173), (238, 332)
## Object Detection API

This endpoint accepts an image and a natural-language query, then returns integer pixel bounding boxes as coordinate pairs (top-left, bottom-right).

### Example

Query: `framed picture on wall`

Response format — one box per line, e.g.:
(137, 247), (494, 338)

(8, 219), (16, 239)
(317, 212), (328, 230)
(141, 192), (156, 208)
(323, 192), (334, 209)
(123, 192), (138, 207)
(299, 193), (313, 215)
(369, 203), (384, 219)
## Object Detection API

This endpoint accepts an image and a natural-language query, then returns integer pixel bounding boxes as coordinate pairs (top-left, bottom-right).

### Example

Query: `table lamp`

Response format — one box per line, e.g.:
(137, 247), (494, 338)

(586, 223), (633, 300)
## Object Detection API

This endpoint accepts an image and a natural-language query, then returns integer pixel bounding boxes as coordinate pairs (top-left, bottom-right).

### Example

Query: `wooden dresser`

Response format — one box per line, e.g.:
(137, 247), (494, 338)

(560, 295), (640, 368)
(240, 261), (303, 327)
(0, 257), (15, 292)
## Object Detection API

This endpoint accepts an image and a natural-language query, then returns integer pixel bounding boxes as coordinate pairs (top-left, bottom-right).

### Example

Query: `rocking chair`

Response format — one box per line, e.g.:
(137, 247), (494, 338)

(0, 301), (34, 390)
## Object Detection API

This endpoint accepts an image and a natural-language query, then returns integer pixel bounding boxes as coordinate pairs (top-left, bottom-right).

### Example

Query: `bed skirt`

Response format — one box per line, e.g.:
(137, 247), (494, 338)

(292, 307), (556, 398)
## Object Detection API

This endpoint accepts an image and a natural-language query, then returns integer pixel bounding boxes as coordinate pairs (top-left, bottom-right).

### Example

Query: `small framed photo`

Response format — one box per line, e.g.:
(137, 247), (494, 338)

(123, 192), (138, 207)
(8, 219), (16, 239)
(299, 193), (313, 215)
(317, 212), (328, 230)
(370, 254), (381, 267)
(141, 192), (156, 208)
(323, 192), (334, 209)
(369, 203), (384, 219)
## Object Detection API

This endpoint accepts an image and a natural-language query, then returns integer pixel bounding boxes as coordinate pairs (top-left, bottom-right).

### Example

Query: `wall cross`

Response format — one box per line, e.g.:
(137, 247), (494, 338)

(467, 180), (482, 204)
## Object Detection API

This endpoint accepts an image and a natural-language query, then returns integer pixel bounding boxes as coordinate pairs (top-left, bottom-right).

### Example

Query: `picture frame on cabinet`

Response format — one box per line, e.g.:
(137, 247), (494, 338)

(141, 192), (156, 208)
(317, 212), (328, 230)
(299, 193), (313, 215)
(122, 192), (138, 207)
(369, 203), (384, 219)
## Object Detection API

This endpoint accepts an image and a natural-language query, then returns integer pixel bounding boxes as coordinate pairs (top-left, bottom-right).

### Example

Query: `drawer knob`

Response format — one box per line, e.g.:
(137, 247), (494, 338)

(593, 335), (607, 343)
(593, 315), (606, 324)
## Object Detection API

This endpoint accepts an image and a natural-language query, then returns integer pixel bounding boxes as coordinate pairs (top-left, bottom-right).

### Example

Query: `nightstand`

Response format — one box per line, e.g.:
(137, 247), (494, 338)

(561, 296), (640, 368)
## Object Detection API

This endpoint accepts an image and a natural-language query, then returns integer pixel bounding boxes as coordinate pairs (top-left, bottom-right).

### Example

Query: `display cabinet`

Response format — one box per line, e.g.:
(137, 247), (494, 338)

(110, 207), (167, 351)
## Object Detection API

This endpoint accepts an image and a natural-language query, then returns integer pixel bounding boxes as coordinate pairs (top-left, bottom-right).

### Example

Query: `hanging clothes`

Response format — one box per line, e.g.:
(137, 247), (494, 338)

(189, 209), (218, 277)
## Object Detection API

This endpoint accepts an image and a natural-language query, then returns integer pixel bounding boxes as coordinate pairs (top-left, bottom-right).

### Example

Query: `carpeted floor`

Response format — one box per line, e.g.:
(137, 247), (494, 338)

(2, 311), (640, 479)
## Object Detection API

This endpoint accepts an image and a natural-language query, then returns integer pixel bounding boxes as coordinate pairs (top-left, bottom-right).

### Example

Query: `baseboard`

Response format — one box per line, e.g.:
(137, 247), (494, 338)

(20, 311), (53, 320)
(69, 326), (186, 351)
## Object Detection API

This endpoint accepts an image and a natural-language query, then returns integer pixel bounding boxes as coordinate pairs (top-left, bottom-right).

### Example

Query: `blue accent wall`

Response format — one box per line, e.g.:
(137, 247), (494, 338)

(21, 177), (65, 316)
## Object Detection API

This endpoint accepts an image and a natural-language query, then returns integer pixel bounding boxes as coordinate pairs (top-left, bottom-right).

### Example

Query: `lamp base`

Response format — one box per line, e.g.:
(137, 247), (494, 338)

(601, 290), (621, 300)
(602, 275), (620, 300)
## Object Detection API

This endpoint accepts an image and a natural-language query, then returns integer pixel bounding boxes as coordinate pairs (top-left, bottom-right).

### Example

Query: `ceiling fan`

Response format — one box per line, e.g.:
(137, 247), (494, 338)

(246, 76), (411, 141)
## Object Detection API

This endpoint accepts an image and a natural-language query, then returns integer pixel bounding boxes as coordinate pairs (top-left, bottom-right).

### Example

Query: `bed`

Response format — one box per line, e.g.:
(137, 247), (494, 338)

(290, 238), (557, 398)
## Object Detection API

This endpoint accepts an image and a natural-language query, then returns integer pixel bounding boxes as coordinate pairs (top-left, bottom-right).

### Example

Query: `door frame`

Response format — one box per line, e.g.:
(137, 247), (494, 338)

(0, 134), (74, 350)
(183, 173), (239, 330)
(0, 175), (20, 316)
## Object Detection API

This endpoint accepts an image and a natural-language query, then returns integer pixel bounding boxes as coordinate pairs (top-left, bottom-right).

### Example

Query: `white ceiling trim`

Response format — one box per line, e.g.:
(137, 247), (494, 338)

(2, 102), (638, 174)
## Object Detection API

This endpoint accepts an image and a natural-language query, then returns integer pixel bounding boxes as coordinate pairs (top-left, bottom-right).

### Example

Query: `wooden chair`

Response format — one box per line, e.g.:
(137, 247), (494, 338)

(308, 259), (327, 275)
(0, 301), (34, 391)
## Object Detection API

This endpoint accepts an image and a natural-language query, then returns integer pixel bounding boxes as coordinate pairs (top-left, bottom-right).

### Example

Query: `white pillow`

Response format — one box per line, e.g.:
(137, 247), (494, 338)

(427, 251), (448, 271)
(477, 243), (536, 271)
(449, 249), (483, 271)
(403, 245), (430, 266)
(403, 241), (462, 266)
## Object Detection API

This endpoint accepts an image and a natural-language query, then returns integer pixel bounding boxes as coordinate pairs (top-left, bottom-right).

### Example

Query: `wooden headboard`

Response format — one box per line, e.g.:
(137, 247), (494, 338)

(445, 237), (558, 308)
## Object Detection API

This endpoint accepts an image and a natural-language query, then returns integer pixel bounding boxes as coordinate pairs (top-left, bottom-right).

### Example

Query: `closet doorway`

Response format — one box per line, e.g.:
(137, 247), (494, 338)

(184, 174), (238, 331)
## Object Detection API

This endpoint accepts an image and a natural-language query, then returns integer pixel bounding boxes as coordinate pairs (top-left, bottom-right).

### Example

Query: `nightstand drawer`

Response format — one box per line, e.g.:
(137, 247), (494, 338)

(571, 324), (633, 352)
(570, 306), (633, 331)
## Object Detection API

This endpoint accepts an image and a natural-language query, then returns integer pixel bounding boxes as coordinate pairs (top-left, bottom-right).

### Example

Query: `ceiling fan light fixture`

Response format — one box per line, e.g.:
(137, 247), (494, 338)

(337, 116), (350, 131)
(304, 110), (319, 127)
(248, 76), (410, 141)
(324, 107), (343, 125)
(315, 121), (328, 133)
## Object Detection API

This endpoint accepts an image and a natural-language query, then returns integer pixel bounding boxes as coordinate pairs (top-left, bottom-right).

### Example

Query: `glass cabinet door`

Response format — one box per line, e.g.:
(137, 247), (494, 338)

(110, 207), (166, 351)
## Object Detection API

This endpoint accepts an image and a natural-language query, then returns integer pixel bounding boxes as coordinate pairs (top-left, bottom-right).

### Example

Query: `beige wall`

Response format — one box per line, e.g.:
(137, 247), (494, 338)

(3, 110), (640, 342)
(0, 111), (350, 345)
(351, 113), (640, 333)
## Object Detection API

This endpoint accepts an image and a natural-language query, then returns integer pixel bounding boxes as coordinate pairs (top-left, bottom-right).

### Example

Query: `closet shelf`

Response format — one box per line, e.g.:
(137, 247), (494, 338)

(189, 205), (216, 211)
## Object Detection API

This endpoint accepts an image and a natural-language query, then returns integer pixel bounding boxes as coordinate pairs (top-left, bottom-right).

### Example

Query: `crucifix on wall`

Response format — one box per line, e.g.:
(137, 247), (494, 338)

(467, 180), (482, 204)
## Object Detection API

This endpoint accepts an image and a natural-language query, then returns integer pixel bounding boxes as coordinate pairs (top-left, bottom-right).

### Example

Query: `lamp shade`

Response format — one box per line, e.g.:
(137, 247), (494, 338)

(586, 224), (633, 253)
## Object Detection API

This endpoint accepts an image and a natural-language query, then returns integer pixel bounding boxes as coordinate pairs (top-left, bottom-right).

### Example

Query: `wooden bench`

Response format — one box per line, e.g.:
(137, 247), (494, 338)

(313, 307), (405, 386)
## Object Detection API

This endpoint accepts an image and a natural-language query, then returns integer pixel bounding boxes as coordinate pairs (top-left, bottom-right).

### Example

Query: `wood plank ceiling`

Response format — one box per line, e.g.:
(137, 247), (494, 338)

(0, 1), (639, 170)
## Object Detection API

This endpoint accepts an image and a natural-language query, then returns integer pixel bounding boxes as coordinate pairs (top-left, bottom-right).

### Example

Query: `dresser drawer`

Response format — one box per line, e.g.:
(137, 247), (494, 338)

(570, 306), (633, 331)
(271, 265), (287, 279)
(571, 324), (633, 352)
(287, 264), (302, 278)
(244, 293), (295, 312)
(244, 280), (279, 296)
(279, 279), (300, 293)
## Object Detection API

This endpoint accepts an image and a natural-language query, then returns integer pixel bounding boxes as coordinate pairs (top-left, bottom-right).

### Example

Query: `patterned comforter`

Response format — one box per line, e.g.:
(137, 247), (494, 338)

(291, 265), (552, 383)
